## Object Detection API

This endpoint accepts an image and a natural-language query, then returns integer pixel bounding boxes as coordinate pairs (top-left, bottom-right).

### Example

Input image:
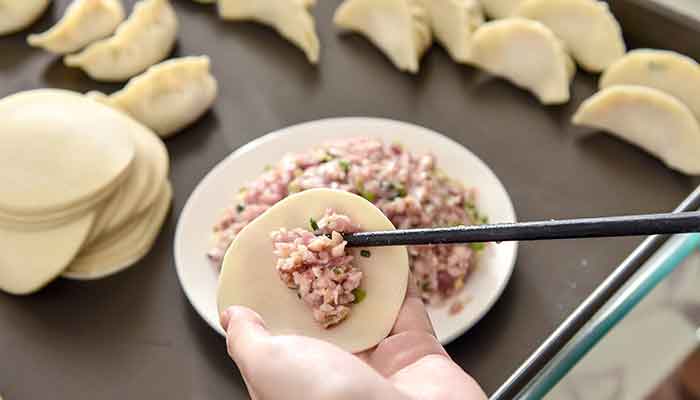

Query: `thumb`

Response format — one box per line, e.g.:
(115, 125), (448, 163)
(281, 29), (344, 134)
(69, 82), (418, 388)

(221, 306), (270, 365)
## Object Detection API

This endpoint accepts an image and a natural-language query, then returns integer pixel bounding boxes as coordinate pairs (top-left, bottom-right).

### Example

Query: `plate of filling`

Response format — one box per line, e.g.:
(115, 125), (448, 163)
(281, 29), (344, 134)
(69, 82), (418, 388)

(174, 117), (518, 345)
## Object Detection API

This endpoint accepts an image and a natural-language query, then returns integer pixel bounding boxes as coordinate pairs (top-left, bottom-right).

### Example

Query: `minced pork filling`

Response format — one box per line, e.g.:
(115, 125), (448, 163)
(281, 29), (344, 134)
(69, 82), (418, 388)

(270, 210), (364, 328)
(210, 137), (487, 307)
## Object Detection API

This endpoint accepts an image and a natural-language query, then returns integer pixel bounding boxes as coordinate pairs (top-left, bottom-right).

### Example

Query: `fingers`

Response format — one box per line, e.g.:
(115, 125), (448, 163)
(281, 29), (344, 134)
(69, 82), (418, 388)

(220, 306), (271, 367)
(368, 330), (448, 377)
(391, 273), (436, 337)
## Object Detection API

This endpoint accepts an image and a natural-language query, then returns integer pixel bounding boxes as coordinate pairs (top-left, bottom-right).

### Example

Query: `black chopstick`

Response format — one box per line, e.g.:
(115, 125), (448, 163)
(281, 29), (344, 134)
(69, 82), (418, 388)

(341, 211), (700, 248)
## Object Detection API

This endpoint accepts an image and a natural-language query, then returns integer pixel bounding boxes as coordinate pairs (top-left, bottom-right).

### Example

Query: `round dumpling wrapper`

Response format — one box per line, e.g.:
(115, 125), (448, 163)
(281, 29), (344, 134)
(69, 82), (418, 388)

(0, 211), (96, 295)
(0, 89), (135, 215)
(63, 182), (172, 280)
(218, 188), (409, 353)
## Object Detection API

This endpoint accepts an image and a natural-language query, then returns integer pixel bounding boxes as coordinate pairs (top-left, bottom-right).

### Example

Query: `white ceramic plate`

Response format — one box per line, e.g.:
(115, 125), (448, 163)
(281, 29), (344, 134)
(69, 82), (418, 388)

(174, 118), (518, 345)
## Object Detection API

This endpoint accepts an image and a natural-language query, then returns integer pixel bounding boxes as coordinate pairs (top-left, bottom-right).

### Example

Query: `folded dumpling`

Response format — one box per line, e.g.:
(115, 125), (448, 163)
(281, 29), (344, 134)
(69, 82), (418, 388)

(88, 56), (218, 138)
(28, 0), (125, 54)
(479, 0), (524, 19)
(334, 0), (432, 74)
(573, 85), (700, 175)
(471, 18), (575, 104)
(64, 0), (178, 82)
(0, 0), (51, 35)
(420, 0), (484, 64)
(218, 0), (320, 64)
(515, 0), (625, 72)
(600, 49), (700, 122)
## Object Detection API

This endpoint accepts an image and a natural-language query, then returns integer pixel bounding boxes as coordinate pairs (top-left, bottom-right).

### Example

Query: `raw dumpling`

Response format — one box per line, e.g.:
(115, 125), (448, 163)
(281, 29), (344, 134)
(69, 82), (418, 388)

(515, 0), (625, 73)
(0, 89), (135, 216)
(64, 0), (178, 82)
(0, 0), (50, 35)
(573, 85), (700, 175)
(63, 182), (172, 280)
(421, 0), (484, 64)
(479, 0), (524, 19)
(218, 0), (320, 64)
(27, 0), (125, 54)
(470, 18), (575, 104)
(218, 188), (409, 353)
(334, 0), (432, 74)
(599, 49), (700, 122)
(88, 56), (218, 138)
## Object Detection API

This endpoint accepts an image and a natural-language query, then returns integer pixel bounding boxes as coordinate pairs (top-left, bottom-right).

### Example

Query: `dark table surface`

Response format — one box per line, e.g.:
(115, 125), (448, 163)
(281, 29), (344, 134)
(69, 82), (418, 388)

(1, 1), (698, 399)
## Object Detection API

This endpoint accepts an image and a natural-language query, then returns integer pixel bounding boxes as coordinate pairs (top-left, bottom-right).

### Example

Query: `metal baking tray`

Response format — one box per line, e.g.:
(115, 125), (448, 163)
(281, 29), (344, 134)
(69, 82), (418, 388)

(0, 0), (698, 398)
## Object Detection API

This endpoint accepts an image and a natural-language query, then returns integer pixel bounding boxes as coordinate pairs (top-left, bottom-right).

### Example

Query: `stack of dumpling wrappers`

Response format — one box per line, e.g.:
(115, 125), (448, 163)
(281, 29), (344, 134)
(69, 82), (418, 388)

(0, 89), (172, 295)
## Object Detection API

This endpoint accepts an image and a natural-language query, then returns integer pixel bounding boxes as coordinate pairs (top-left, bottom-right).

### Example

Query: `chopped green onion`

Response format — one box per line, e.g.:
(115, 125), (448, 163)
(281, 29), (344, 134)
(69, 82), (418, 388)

(352, 288), (367, 304)
(360, 250), (371, 258)
(469, 242), (486, 251)
(236, 204), (245, 213)
(263, 164), (273, 171)
(310, 218), (319, 231)
(361, 191), (376, 202)
(396, 184), (407, 198)
(338, 159), (350, 173)
(421, 281), (430, 291)
(333, 267), (342, 275)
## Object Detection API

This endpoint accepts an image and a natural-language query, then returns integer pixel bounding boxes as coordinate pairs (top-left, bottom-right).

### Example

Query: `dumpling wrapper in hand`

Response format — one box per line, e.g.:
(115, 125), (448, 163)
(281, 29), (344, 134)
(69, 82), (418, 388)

(515, 0), (625, 73)
(0, 0), (50, 36)
(470, 18), (575, 105)
(64, 0), (178, 82)
(88, 56), (218, 138)
(600, 49), (700, 122)
(573, 85), (700, 175)
(218, 189), (410, 353)
(0, 89), (135, 216)
(420, 0), (484, 64)
(334, 0), (432, 74)
(479, 0), (524, 19)
(218, 0), (320, 64)
(27, 0), (125, 54)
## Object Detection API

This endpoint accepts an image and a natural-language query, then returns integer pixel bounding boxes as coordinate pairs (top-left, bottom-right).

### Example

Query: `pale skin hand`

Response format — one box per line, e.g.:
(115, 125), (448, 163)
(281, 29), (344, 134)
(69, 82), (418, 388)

(220, 276), (488, 400)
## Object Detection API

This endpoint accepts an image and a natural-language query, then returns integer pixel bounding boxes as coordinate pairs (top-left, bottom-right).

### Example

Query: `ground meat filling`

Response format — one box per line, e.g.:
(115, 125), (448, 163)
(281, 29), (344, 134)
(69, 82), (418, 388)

(270, 210), (363, 329)
(210, 137), (488, 306)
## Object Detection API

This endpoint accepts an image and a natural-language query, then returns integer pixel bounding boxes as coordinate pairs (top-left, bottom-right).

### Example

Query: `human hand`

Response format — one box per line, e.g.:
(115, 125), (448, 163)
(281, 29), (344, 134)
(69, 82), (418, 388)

(220, 276), (488, 400)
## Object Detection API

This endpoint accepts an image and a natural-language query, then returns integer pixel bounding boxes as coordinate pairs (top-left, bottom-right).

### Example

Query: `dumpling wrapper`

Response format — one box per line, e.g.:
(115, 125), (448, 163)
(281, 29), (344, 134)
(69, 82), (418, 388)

(0, 0), (50, 35)
(63, 182), (172, 280)
(218, 0), (320, 64)
(573, 85), (700, 175)
(515, 0), (625, 73)
(0, 211), (95, 295)
(27, 0), (125, 54)
(218, 189), (409, 353)
(334, 0), (432, 74)
(599, 49), (700, 122)
(0, 89), (135, 216)
(420, 0), (484, 64)
(479, 0), (524, 19)
(85, 121), (169, 244)
(64, 0), (178, 82)
(88, 56), (218, 138)
(470, 18), (575, 105)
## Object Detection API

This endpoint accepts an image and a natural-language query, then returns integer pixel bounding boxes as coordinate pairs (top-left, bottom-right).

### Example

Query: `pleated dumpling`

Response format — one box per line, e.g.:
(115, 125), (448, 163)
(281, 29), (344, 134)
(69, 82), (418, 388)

(600, 49), (700, 122)
(88, 56), (218, 138)
(471, 18), (575, 104)
(28, 0), (125, 54)
(334, 0), (432, 74)
(0, 0), (51, 35)
(421, 0), (484, 64)
(573, 85), (700, 175)
(64, 0), (178, 82)
(218, 0), (320, 64)
(515, 0), (625, 73)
